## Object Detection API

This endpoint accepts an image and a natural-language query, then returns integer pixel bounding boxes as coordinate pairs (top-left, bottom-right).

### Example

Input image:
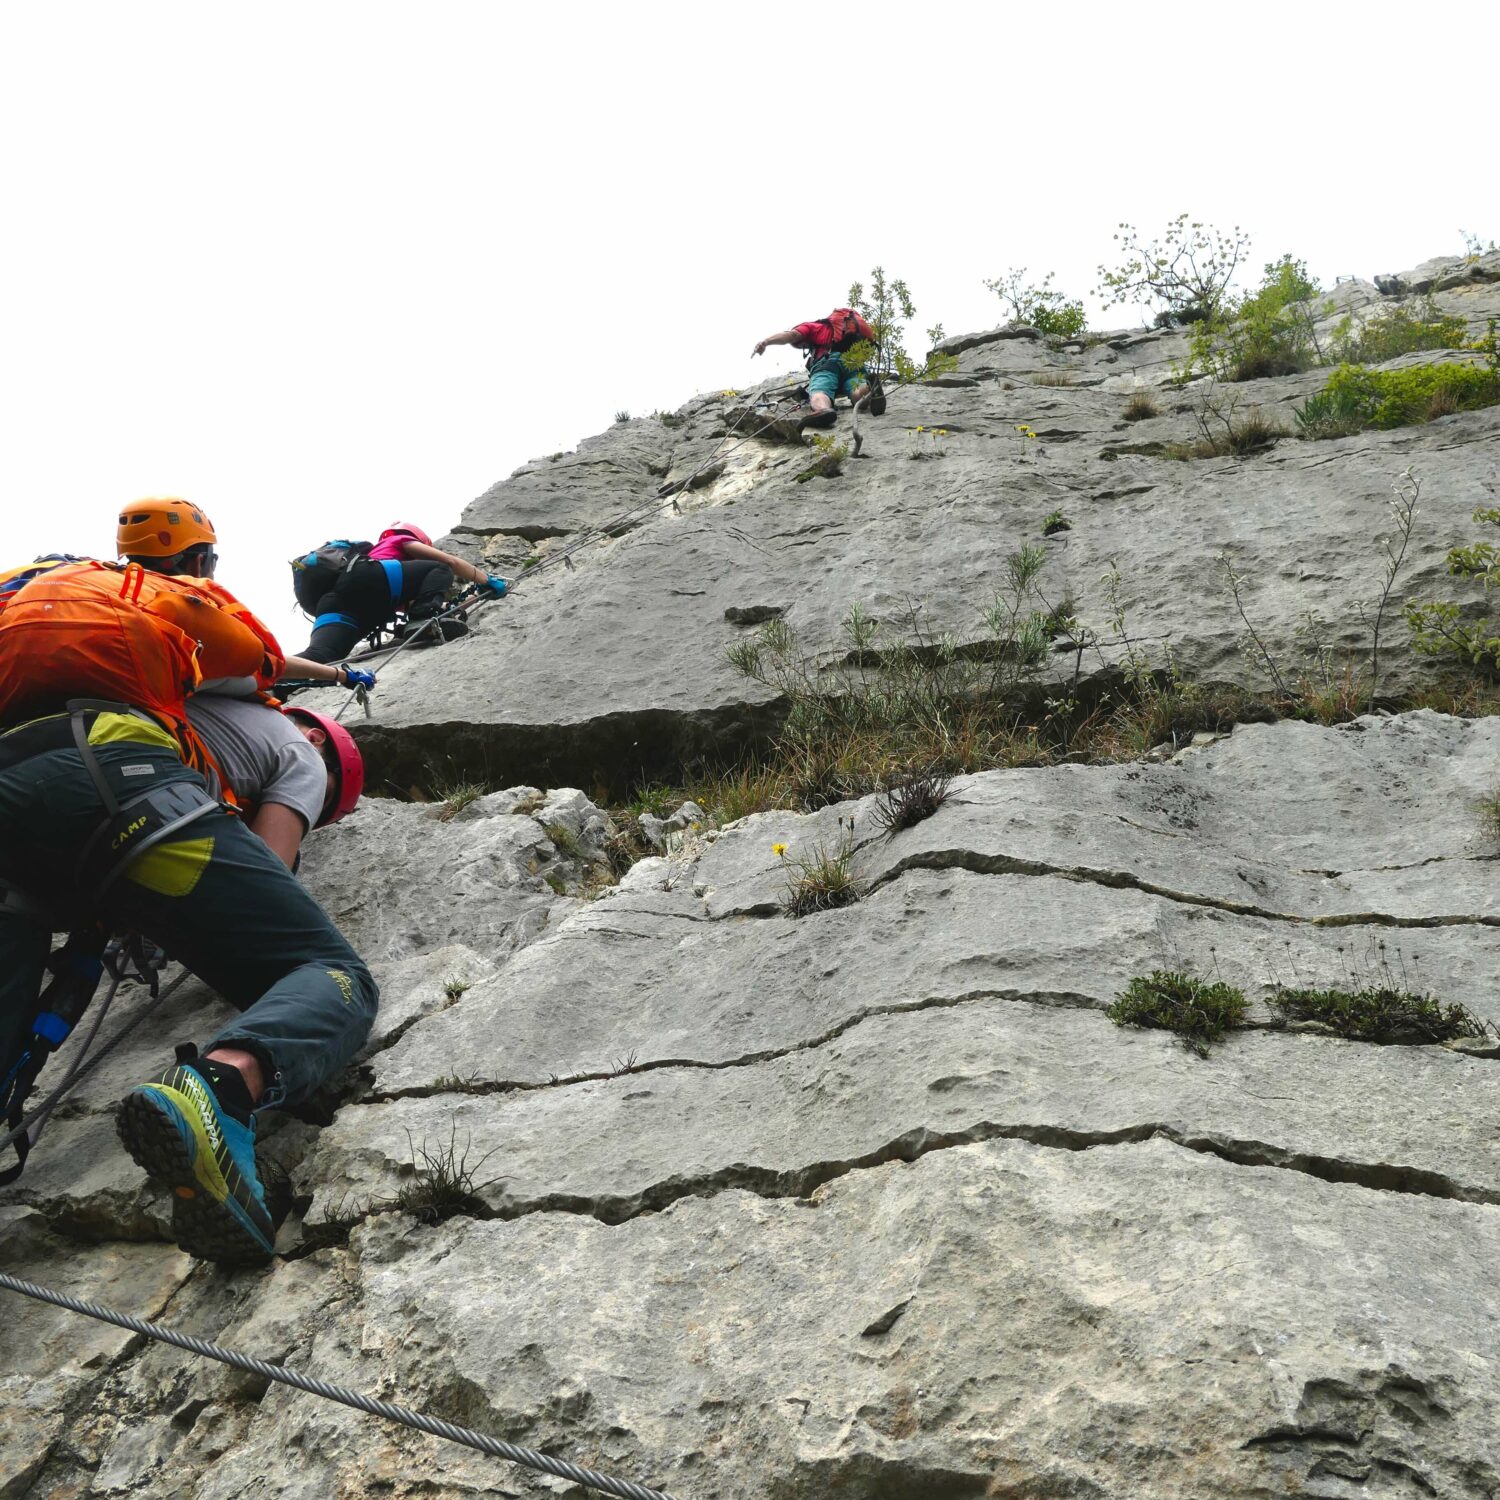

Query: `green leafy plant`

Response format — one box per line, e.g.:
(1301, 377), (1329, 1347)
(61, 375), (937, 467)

(1042, 509), (1071, 536)
(1106, 969), (1249, 1056)
(776, 818), (861, 917)
(1296, 337), (1500, 437)
(442, 978), (472, 1001)
(1406, 501), (1500, 669)
(844, 266), (958, 387)
(656, 410), (686, 428)
(985, 267), (1088, 339)
(1181, 255), (1323, 382)
(1096, 215), (1252, 322)
(796, 432), (850, 482)
(614, 410), (631, 424)
(1329, 294), (1467, 364)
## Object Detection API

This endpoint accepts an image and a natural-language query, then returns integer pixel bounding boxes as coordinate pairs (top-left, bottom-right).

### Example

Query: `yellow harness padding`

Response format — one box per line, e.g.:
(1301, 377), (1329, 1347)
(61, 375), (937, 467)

(85, 711), (180, 753)
(123, 835), (215, 897)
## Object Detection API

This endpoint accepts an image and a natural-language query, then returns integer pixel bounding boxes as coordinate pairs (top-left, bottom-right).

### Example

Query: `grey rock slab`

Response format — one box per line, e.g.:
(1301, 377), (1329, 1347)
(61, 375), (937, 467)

(214, 1138), (1500, 1498)
(372, 864), (1500, 1096)
(296, 794), (566, 961)
(0, 1207), (191, 1495)
(354, 366), (1500, 792)
(695, 713), (1500, 924)
(304, 994), (1500, 1226)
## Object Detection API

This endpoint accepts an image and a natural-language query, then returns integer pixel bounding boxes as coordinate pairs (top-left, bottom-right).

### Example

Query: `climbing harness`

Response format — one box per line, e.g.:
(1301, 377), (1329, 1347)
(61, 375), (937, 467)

(0, 1274), (676, 1500)
(0, 932), (179, 1185)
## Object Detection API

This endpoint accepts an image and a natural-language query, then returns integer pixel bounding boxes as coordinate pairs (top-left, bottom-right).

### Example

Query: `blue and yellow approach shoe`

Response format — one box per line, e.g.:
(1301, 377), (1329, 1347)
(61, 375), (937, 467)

(117, 1058), (276, 1265)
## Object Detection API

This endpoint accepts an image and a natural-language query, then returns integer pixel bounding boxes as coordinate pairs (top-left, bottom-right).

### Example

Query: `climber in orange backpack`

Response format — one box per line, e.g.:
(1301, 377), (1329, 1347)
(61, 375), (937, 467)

(113, 500), (368, 865)
(115, 499), (377, 695)
(0, 548), (377, 1265)
(290, 521), (508, 665)
(751, 307), (886, 427)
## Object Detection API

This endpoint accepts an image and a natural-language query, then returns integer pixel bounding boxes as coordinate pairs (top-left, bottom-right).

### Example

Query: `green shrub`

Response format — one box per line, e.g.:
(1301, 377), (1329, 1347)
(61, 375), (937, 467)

(1296, 358), (1500, 437)
(1406, 504), (1500, 669)
(1269, 985), (1485, 1045)
(1330, 296), (1467, 364)
(985, 267), (1087, 339)
(843, 266), (958, 387)
(1106, 969), (1249, 1056)
(1181, 255), (1322, 382)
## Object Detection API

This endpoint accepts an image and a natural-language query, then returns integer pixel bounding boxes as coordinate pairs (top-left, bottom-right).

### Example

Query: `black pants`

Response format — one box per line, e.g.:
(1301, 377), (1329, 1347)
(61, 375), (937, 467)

(0, 742), (376, 1109)
(299, 559), (454, 663)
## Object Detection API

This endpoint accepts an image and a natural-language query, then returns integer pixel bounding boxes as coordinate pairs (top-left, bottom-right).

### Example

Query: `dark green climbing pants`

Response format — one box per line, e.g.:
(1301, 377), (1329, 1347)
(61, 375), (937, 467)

(0, 740), (377, 1109)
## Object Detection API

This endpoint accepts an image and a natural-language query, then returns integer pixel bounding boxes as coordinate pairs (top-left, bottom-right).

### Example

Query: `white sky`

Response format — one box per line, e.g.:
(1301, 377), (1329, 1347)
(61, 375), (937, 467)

(1, 1), (1493, 642)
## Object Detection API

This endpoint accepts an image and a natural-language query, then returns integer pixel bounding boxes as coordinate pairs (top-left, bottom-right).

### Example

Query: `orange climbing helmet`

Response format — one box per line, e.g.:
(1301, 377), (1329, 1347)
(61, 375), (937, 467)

(117, 498), (218, 561)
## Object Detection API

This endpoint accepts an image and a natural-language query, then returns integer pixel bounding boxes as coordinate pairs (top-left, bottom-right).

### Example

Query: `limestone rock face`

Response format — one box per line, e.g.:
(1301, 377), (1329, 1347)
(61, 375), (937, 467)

(331, 266), (1500, 792)
(4, 255), (1499, 1500)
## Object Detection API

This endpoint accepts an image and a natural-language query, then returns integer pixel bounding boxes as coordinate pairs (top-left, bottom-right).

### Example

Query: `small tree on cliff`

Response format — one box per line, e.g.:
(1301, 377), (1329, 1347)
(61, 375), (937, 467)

(842, 266), (957, 386)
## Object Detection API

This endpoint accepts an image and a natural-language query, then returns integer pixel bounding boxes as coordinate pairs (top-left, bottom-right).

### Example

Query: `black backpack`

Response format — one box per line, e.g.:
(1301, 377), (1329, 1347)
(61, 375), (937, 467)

(290, 539), (373, 614)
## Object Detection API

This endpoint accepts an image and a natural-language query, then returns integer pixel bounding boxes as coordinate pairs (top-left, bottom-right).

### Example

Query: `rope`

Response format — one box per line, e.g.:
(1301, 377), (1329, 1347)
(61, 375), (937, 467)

(0, 1275), (677, 1500)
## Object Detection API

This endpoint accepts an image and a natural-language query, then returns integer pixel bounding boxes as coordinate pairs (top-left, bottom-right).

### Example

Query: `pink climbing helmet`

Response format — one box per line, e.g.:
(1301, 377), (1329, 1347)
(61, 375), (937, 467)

(380, 521), (432, 547)
(282, 706), (365, 826)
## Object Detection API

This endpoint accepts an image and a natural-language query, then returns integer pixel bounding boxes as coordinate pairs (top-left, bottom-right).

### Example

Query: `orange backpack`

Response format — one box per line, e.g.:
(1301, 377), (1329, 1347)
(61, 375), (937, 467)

(0, 560), (286, 796)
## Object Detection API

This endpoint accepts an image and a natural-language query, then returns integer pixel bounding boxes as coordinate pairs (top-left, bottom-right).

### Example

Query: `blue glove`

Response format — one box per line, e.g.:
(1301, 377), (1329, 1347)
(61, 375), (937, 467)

(479, 574), (508, 599)
(341, 667), (376, 690)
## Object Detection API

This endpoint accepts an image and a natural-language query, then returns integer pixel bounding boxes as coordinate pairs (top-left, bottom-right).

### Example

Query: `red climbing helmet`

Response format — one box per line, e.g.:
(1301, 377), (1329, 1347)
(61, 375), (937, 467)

(380, 521), (432, 548)
(282, 706), (365, 826)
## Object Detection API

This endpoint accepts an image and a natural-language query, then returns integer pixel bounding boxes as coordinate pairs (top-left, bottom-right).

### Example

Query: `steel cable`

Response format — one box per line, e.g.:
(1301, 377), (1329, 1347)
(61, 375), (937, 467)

(0, 1274), (677, 1500)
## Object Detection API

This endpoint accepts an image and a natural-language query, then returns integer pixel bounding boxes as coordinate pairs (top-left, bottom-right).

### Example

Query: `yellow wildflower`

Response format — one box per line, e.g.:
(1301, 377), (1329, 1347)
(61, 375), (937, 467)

(772, 842), (788, 857)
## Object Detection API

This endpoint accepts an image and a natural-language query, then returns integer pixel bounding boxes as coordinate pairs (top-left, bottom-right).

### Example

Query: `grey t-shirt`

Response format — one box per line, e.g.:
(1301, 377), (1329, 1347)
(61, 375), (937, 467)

(186, 695), (327, 831)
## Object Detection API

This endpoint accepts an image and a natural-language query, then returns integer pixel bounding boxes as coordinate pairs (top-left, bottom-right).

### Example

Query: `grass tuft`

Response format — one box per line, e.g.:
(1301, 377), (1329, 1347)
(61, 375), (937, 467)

(434, 782), (486, 822)
(1106, 969), (1248, 1056)
(386, 1126), (500, 1226)
(873, 766), (953, 838)
(1269, 985), (1486, 1045)
(1482, 790), (1500, 840)
(1122, 392), (1159, 422)
(778, 822), (861, 918)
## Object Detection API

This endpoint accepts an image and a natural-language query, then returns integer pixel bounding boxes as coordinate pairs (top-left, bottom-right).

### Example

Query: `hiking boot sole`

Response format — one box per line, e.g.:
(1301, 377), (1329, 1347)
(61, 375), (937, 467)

(117, 1091), (275, 1266)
